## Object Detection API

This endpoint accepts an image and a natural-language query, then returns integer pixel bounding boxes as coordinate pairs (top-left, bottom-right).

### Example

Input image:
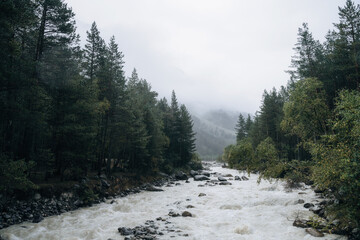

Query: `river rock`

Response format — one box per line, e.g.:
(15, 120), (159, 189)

(190, 170), (199, 177)
(198, 193), (206, 197)
(175, 171), (188, 180)
(223, 174), (233, 177)
(34, 193), (41, 200)
(118, 227), (134, 236)
(145, 184), (164, 192)
(219, 181), (232, 185)
(296, 199), (305, 204)
(101, 179), (111, 189)
(194, 175), (210, 181)
(313, 187), (325, 194)
(218, 176), (227, 181)
(235, 176), (241, 180)
(182, 211), (192, 217)
(186, 205), (195, 208)
(241, 176), (249, 181)
(304, 203), (314, 208)
(305, 228), (324, 237)
(293, 219), (308, 228)
(200, 171), (211, 177)
(32, 214), (44, 223)
(310, 206), (322, 214)
(168, 211), (180, 217)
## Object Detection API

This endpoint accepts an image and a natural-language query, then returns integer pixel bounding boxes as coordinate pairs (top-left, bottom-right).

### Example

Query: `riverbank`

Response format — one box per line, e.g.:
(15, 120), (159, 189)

(0, 168), (196, 230)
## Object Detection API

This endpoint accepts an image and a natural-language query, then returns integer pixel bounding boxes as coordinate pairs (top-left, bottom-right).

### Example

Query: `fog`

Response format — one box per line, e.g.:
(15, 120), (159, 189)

(65, 0), (344, 114)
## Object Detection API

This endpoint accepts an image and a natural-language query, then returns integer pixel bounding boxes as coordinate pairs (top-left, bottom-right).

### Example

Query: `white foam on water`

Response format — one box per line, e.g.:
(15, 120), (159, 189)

(0, 165), (348, 240)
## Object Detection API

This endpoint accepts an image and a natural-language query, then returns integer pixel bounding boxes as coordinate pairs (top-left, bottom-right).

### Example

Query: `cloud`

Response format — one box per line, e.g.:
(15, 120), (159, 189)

(66, 0), (344, 114)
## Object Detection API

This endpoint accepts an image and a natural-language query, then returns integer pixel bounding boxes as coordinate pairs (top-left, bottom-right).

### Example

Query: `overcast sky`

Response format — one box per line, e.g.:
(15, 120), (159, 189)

(65, 0), (345, 114)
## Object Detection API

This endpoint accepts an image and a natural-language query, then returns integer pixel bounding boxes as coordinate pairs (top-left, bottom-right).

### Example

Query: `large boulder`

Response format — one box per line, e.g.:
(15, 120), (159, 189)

(175, 171), (188, 180)
(241, 176), (249, 181)
(182, 211), (192, 217)
(200, 171), (211, 177)
(190, 170), (199, 177)
(293, 219), (308, 228)
(304, 203), (314, 209)
(234, 176), (241, 181)
(194, 175), (210, 181)
(218, 176), (227, 182)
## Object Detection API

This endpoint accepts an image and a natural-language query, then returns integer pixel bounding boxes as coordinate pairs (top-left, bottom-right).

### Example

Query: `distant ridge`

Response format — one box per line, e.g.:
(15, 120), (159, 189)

(192, 109), (247, 160)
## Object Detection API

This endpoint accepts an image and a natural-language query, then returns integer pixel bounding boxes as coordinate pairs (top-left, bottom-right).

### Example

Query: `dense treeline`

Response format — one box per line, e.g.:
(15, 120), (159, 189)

(0, 0), (197, 193)
(223, 0), (360, 229)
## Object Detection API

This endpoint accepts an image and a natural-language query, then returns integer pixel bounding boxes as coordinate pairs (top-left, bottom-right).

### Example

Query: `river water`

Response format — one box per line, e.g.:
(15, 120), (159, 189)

(0, 164), (347, 240)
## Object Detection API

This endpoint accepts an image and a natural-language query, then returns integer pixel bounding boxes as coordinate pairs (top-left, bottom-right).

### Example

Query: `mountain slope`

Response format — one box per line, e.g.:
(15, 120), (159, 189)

(192, 109), (243, 160)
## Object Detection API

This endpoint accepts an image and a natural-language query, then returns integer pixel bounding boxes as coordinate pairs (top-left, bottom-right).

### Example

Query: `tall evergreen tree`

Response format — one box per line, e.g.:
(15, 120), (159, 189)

(334, 0), (360, 89)
(178, 104), (196, 166)
(84, 22), (105, 82)
(235, 114), (246, 143)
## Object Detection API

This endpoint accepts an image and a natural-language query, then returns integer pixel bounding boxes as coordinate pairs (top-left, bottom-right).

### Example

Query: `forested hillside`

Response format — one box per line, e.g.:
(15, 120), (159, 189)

(223, 0), (360, 230)
(192, 110), (238, 160)
(0, 0), (197, 194)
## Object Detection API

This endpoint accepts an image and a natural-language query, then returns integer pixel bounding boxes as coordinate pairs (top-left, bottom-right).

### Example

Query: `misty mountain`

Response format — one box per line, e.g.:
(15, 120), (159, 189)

(192, 109), (244, 160)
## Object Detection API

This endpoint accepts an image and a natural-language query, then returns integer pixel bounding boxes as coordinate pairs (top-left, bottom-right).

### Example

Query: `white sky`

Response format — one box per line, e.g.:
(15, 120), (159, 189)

(65, 0), (345, 114)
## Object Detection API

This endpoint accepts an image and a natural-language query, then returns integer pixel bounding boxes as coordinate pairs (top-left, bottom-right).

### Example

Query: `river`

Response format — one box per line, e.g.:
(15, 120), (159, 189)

(0, 163), (347, 240)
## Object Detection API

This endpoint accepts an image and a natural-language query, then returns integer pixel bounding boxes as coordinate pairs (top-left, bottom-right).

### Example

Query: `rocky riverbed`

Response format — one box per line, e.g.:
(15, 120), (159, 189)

(0, 163), (353, 239)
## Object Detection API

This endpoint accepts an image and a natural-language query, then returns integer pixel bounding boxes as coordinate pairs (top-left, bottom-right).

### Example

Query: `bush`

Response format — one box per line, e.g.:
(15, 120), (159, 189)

(223, 140), (255, 171)
(0, 154), (37, 193)
(188, 153), (203, 170)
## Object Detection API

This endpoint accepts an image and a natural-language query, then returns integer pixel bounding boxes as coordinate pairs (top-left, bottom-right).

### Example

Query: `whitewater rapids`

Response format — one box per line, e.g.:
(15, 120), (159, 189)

(0, 164), (347, 240)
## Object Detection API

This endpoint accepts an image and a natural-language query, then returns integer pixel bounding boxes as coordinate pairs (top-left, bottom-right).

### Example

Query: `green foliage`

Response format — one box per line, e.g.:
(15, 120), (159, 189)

(255, 138), (278, 167)
(281, 78), (330, 146)
(223, 140), (254, 171)
(312, 90), (360, 226)
(235, 114), (246, 142)
(77, 186), (98, 206)
(0, 154), (37, 192)
(188, 153), (203, 170)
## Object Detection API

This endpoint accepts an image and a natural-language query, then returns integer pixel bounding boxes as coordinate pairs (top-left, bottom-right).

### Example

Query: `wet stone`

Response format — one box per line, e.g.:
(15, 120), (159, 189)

(194, 175), (210, 181)
(304, 203), (315, 208)
(219, 181), (232, 185)
(306, 228), (324, 237)
(241, 176), (249, 181)
(296, 199), (305, 204)
(118, 227), (134, 236)
(218, 176), (227, 182)
(182, 211), (192, 217)
(168, 211), (180, 217)
(293, 219), (309, 228)
(198, 193), (206, 197)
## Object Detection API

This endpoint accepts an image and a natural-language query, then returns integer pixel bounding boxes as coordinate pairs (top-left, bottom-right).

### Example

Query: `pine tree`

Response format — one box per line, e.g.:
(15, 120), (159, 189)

(178, 104), (196, 166)
(235, 114), (246, 142)
(84, 22), (105, 82)
(334, 0), (360, 89)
